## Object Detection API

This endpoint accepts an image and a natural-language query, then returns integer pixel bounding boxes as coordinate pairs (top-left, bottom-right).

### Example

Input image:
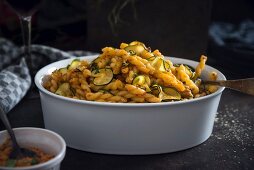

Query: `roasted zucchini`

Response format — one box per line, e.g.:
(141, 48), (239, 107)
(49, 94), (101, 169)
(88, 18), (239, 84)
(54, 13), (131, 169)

(151, 84), (162, 96)
(163, 60), (171, 72)
(160, 87), (181, 101)
(124, 44), (145, 55)
(132, 75), (151, 92)
(55, 83), (73, 96)
(90, 57), (100, 71)
(59, 68), (67, 74)
(92, 68), (113, 85)
(151, 85), (181, 101)
(124, 41), (150, 55)
(149, 57), (167, 72)
(67, 59), (81, 70)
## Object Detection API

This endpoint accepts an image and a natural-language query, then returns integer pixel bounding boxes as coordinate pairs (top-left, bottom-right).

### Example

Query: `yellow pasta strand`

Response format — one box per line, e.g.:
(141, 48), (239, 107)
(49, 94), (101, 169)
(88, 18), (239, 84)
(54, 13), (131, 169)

(176, 65), (199, 94)
(193, 55), (207, 79)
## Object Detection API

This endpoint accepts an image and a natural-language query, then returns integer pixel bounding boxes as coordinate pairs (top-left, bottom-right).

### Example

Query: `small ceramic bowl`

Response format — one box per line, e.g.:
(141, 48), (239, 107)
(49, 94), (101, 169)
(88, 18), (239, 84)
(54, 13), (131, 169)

(35, 56), (226, 155)
(0, 127), (66, 170)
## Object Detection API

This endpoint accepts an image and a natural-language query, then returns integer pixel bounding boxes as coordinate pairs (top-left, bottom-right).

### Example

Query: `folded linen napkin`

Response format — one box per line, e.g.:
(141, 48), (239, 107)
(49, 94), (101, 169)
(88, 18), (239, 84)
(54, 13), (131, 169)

(0, 38), (96, 114)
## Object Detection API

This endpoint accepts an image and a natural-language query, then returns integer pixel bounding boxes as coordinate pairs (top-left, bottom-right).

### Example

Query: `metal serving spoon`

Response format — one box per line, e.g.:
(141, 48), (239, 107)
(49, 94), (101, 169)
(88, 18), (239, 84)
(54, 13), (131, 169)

(0, 107), (36, 159)
(202, 78), (254, 95)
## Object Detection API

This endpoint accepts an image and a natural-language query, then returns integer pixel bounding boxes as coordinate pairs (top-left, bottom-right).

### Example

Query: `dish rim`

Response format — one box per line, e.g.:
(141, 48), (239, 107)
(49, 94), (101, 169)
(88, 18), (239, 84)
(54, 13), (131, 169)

(35, 55), (226, 107)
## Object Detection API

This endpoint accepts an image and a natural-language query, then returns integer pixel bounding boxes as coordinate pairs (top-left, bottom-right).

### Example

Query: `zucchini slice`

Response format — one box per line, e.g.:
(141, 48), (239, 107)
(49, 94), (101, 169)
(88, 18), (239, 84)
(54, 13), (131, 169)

(151, 84), (162, 96)
(183, 64), (195, 79)
(90, 57), (100, 71)
(125, 41), (151, 55)
(132, 75), (146, 86)
(160, 87), (181, 101)
(150, 57), (166, 72)
(163, 60), (171, 72)
(132, 75), (151, 92)
(149, 56), (158, 64)
(55, 83), (73, 96)
(147, 56), (156, 61)
(59, 68), (67, 74)
(151, 85), (181, 100)
(124, 44), (145, 55)
(67, 59), (81, 70)
(98, 89), (110, 93)
(92, 68), (113, 86)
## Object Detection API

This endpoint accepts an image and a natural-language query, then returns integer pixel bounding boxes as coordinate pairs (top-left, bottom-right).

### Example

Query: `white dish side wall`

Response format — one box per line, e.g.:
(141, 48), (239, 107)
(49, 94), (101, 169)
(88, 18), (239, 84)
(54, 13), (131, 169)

(35, 56), (225, 155)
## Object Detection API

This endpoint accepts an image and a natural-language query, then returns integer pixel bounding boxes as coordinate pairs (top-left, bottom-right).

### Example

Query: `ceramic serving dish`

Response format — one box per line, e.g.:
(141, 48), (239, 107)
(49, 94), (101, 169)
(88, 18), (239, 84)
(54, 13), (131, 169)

(0, 127), (66, 170)
(35, 55), (226, 155)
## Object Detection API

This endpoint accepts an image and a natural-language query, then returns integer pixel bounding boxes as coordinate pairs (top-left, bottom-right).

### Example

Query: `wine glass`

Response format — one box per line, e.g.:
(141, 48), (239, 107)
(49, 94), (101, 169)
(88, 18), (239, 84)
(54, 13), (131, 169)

(5, 0), (43, 98)
(5, 0), (43, 71)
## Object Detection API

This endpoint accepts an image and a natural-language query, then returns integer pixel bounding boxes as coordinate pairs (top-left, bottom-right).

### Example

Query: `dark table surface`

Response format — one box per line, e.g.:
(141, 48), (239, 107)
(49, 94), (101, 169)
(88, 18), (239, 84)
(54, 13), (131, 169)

(0, 86), (253, 170)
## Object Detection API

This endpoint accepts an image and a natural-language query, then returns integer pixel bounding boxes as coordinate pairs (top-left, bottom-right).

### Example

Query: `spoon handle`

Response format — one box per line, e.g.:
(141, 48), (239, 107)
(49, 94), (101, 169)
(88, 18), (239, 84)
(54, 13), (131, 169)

(203, 78), (254, 95)
(0, 107), (22, 154)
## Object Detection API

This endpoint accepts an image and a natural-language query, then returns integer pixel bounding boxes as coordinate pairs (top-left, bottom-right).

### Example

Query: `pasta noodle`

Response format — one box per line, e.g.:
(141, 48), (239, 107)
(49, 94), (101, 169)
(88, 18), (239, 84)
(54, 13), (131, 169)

(43, 41), (218, 103)
(206, 71), (219, 93)
(176, 65), (199, 94)
(193, 55), (207, 80)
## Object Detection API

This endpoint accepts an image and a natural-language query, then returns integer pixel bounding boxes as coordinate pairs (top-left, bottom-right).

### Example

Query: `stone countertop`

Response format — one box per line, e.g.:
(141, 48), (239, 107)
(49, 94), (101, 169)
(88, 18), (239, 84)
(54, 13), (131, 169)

(0, 88), (253, 170)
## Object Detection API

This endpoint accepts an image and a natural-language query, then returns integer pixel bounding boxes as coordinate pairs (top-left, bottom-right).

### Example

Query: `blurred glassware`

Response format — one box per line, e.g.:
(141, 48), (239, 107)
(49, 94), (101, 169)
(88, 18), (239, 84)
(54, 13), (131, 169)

(4, 0), (43, 70)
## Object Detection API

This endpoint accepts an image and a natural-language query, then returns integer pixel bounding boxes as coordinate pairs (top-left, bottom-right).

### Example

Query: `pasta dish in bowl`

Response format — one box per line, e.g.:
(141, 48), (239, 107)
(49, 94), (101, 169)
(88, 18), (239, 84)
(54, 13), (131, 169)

(35, 41), (226, 154)
(43, 41), (219, 103)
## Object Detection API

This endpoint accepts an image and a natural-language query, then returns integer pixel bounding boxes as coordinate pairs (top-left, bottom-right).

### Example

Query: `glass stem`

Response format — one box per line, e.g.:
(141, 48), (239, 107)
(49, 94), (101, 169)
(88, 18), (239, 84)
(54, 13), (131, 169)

(19, 15), (32, 70)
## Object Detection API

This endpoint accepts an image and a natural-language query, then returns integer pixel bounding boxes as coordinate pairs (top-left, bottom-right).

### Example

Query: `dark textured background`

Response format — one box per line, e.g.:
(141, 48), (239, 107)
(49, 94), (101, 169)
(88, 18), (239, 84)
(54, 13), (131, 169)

(0, 0), (253, 78)
(0, 1), (254, 169)
(86, 0), (212, 60)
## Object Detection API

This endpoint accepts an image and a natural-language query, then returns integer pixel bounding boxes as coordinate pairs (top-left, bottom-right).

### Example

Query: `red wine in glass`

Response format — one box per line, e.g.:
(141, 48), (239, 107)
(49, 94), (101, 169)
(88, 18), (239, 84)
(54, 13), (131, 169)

(5, 0), (43, 71)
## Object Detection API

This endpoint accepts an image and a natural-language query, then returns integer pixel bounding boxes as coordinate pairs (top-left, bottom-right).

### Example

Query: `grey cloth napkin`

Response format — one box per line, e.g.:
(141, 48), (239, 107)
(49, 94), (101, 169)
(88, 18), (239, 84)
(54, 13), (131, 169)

(0, 57), (31, 114)
(0, 38), (96, 114)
